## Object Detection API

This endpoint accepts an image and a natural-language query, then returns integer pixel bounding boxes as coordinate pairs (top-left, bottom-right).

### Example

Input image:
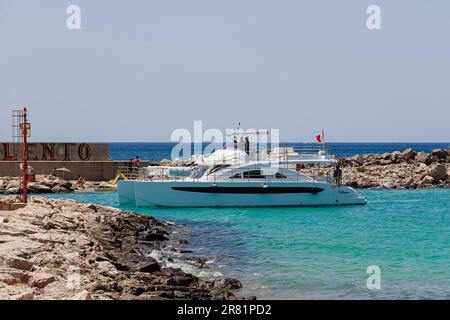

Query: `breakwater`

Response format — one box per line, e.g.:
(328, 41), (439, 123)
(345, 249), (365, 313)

(339, 148), (450, 188)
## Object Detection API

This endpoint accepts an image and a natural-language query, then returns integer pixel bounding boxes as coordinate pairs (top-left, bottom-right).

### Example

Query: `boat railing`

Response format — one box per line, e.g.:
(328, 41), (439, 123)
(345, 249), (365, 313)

(198, 144), (333, 164)
(131, 165), (338, 187)
(117, 166), (142, 180)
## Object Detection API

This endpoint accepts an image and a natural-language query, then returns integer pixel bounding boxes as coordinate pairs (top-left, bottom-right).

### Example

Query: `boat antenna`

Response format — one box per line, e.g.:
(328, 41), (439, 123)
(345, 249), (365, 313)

(322, 129), (327, 154)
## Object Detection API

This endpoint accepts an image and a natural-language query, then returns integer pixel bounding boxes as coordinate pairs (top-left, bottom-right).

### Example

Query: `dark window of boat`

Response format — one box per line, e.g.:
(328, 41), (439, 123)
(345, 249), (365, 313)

(208, 164), (230, 175)
(230, 170), (287, 179)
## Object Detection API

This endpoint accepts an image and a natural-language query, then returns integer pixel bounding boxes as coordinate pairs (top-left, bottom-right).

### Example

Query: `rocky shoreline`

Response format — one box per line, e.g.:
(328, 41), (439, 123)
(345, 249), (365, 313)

(338, 148), (450, 189)
(0, 197), (247, 300)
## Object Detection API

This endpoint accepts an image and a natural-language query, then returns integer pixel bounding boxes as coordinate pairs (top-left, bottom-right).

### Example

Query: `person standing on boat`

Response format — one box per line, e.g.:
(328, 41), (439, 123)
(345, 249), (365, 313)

(333, 165), (342, 187)
(233, 137), (238, 150)
(244, 137), (250, 155)
(127, 158), (133, 176)
(239, 136), (245, 151)
(132, 156), (141, 167)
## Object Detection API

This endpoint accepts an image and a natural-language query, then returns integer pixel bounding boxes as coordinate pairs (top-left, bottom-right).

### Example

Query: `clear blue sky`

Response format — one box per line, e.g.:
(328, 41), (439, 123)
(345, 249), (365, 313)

(0, 0), (449, 142)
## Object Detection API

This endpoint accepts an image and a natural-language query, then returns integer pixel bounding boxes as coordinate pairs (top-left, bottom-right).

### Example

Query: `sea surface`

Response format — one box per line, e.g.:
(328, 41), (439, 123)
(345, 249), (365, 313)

(51, 142), (450, 299)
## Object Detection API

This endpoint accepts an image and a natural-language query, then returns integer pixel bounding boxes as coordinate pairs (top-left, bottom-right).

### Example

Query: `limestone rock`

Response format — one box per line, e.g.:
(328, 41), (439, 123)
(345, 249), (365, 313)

(351, 155), (365, 165)
(0, 175), (76, 195)
(428, 164), (448, 182)
(13, 291), (34, 300)
(431, 149), (448, 159)
(97, 261), (119, 277)
(70, 290), (93, 300)
(29, 273), (57, 289)
(210, 278), (243, 290)
(1, 256), (34, 271)
(391, 151), (402, 159)
(5, 181), (20, 190)
(0, 292), (10, 300)
(401, 148), (417, 160)
(167, 275), (194, 287)
(5, 188), (20, 195)
(416, 152), (431, 164)
(51, 186), (68, 193)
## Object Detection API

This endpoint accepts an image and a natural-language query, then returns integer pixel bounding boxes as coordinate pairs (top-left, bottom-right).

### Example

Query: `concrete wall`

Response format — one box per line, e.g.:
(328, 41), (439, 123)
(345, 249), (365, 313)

(0, 143), (110, 161)
(0, 161), (150, 181)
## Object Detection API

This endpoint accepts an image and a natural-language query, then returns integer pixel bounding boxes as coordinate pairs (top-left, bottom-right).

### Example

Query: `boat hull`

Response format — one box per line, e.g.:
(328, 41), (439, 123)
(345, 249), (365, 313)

(119, 181), (367, 207)
(117, 180), (136, 205)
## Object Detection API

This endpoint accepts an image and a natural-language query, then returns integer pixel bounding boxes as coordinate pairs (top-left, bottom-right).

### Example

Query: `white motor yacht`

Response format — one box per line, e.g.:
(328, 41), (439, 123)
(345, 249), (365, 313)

(118, 144), (367, 207)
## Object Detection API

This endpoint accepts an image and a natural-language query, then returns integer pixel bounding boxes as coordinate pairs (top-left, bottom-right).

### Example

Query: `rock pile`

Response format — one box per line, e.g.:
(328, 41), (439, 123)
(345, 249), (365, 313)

(0, 175), (113, 195)
(339, 148), (450, 189)
(159, 159), (196, 167)
(0, 175), (74, 195)
(0, 196), (246, 300)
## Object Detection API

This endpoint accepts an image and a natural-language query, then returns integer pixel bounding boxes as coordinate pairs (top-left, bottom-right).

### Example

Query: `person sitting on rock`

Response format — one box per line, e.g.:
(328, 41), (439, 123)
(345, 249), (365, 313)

(27, 166), (36, 182)
(333, 165), (343, 187)
(76, 175), (85, 188)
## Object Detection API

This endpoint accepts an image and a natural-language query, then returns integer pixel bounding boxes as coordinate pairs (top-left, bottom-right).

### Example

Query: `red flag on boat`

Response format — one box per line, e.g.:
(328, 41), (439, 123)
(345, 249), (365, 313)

(316, 130), (325, 144)
(316, 134), (322, 143)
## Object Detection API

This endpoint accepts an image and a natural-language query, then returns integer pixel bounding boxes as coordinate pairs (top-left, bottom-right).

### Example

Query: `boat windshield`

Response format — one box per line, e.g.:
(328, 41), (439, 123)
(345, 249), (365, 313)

(191, 166), (208, 179)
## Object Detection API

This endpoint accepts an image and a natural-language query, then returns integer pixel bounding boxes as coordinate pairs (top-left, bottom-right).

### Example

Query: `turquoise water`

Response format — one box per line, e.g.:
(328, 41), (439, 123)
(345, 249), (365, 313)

(48, 189), (450, 299)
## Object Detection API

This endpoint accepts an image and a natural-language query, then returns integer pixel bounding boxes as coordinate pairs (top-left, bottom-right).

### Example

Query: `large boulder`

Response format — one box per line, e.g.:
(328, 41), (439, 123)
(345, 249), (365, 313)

(391, 151), (402, 159)
(350, 155), (366, 166)
(29, 273), (57, 289)
(415, 152), (431, 164)
(428, 164), (448, 182)
(381, 152), (391, 160)
(5, 187), (20, 194)
(431, 149), (448, 160)
(6, 180), (20, 190)
(401, 148), (417, 160)
(34, 185), (52, 193)
(418, 175), (434, 188)
(51, 186), (68, 193)
(70, 290), (93, 300)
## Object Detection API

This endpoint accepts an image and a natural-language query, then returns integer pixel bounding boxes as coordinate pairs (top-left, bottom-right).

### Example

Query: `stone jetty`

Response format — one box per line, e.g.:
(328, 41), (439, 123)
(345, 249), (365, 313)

(0, 197), (246, 300)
